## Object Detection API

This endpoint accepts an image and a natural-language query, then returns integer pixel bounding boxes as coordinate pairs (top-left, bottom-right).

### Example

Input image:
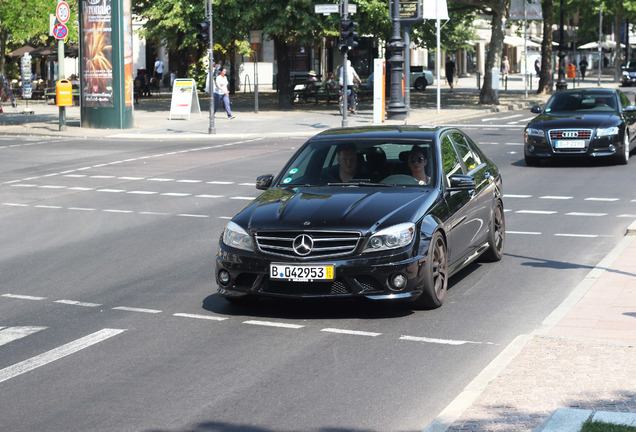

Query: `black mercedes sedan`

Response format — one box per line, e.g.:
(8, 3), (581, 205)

(215, 126), (504, 309)
(524, 88), (636, 165)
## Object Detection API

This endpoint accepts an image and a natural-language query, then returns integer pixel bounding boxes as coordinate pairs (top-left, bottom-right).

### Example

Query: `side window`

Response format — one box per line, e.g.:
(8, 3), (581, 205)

(451, 133), (481, 172)
(619, 92), (630, 109)
(440, 136), (463, 185)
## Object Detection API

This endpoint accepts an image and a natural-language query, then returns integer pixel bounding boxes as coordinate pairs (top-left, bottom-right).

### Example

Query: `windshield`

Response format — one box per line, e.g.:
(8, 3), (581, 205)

(544, 92), (618, 113)
(277, 139), (437, 187)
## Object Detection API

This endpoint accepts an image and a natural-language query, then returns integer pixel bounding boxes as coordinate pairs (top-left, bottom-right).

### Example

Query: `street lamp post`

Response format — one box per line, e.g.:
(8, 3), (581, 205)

(555, 0), (568, 90)
(206, 0), (215, 134)
(386, 0), (407, 120)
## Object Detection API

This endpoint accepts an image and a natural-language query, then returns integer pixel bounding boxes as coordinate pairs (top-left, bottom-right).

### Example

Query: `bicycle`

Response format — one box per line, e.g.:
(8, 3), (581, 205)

(338, 85), (359, 115)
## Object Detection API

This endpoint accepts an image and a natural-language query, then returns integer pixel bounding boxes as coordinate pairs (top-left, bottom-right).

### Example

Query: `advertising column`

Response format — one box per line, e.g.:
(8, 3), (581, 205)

(80, 0), (133, 128)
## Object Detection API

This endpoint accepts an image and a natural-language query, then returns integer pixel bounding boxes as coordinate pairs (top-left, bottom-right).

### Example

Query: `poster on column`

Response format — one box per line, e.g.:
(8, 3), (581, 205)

(82, 0), (114, 107)
(123, 0), (133, 107)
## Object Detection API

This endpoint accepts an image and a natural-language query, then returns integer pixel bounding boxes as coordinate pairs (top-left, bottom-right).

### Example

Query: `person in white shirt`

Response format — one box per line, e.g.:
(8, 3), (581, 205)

(214, 68), (234, 119)
(153, 57), (164, 89)
(339, 60), (360, 112)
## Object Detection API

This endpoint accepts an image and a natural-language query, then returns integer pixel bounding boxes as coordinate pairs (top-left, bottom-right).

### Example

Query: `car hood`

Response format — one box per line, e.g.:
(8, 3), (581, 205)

(236, 187), (437, 234)
(530, 113), (618, 129)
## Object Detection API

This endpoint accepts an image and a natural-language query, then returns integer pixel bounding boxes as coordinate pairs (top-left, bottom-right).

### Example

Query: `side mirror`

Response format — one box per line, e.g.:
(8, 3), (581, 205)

(624, 105), (636, 113)
(530, 105), (542, 114)
(256, 174), (274, 190)
(447, 174), (476, 191)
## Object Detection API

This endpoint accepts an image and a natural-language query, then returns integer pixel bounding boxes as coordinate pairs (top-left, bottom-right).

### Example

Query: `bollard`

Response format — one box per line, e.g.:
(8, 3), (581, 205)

(476, 72), (481, 90)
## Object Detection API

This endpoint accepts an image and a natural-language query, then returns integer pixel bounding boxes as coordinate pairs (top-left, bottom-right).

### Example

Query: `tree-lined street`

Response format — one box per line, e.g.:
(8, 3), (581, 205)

(1, 109), (635, 430)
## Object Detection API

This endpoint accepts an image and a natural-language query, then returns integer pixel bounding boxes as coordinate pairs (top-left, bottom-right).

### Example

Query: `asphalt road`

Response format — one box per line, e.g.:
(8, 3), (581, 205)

(1, 114), (635, 432)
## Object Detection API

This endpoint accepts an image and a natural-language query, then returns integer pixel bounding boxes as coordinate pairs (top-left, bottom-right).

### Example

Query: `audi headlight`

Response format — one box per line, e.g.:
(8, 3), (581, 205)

(596, 126), (619, 137)
(363, 223), (415, 253)
(527, 127), (544, 137)
(222, 221), (254, 252)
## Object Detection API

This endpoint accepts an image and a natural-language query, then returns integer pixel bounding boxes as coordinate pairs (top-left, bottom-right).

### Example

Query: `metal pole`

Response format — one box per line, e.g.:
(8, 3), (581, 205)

(341, 0), (349, 127)
(555, 0), (567, 90)
(254, 49), (259, 114)
(206, 0), (215, 134)
(523, 0), (528, 98)
(404, 25), (410, 113)
(436, 17), (440, 114)
(386, 0), (407, 120)
(57, 17), (66, 131)
(598, 6), (603, 87)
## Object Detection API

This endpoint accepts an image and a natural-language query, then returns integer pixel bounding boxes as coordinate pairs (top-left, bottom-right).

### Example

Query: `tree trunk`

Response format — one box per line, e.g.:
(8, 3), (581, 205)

(614, 1), (623, 82)
(274, 36), (293, 110)
(479, 1), (508, 105)
(0, 29), (7, 77)
(537, 0), (554, 94)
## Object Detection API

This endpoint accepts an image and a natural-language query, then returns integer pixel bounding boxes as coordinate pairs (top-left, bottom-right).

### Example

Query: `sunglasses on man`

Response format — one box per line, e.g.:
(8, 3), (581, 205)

(409, 156), (425, 163)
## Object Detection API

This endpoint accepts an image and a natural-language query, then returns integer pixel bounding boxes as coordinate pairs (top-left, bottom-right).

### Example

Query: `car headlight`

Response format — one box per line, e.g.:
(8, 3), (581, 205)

(222, 221), (254, 252)
(527, 127), (544, 137)
(363, 223), (415, 253)
(596, 126), (619, 137)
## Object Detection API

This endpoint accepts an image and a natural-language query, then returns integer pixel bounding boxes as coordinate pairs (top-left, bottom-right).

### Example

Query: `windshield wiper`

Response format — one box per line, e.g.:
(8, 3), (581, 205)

(327, 182), (393, 187)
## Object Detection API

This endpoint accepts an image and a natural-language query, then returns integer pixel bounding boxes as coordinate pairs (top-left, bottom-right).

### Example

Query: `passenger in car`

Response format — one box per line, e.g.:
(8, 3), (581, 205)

(407, 145), (430, 185)
(321, 143), (361, 183)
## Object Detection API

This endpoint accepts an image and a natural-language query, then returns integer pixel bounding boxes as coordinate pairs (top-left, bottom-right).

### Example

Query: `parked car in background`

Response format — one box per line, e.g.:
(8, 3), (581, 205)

(215, 126), (505, 310)
(621, 61), (636, 87)
(410, 66), (434, 90)
(524, 88), (636, 165)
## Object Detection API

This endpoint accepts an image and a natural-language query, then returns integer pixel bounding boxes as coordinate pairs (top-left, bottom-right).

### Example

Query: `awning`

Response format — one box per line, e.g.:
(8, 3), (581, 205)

(503, 36), (541, 48)
(578, 41), (625, 50)
(7, 45), (35, 57)
(29, 45), (79, 58)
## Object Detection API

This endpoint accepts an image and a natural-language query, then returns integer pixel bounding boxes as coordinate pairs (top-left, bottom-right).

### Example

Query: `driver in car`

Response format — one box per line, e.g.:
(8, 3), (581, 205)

(321, 143), (360, 183)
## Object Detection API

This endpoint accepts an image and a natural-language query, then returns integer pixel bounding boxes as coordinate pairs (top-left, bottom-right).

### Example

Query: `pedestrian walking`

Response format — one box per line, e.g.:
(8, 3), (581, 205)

(153, 57), (164, 89)
(214, 67), (234, 119)
(534, 58), (541, 77)
(579, 56), (588, 80)
(445, 56), (456, 92)
(501, 55), (510, 86)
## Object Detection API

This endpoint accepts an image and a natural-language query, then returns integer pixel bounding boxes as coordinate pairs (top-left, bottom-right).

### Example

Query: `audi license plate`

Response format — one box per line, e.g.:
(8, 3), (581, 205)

(270, 264), (335, 282)
(555, 140), (585, 149)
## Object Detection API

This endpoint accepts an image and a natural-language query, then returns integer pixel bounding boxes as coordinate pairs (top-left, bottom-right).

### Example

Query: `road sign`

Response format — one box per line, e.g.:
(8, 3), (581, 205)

(315, 4), (339, 14)
(53, 23), (68, 40)
(314, 4), (357, 14)
(56, 1), (70, 24)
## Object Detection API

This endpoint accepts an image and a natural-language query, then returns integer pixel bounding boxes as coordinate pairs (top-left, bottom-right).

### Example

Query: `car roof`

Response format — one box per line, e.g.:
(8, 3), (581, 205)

(310, 125), (448, 142)
(554, 88), (617, 96)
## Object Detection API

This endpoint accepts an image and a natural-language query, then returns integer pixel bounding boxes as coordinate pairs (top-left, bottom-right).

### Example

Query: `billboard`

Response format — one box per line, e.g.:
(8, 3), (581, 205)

(81, 0), (114, 107)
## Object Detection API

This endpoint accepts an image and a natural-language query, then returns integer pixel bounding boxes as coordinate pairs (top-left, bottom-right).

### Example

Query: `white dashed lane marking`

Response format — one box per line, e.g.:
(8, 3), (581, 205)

(243, 320), (305, 329)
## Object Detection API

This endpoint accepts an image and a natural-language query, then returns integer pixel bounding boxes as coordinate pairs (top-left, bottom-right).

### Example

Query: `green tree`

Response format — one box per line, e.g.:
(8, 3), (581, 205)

(1, 0), (78, 76)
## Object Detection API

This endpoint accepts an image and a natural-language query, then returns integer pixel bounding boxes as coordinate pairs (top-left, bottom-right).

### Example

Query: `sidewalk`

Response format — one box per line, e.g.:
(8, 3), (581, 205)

(2, 72), (635, 431)
(1, 73), (565, 139)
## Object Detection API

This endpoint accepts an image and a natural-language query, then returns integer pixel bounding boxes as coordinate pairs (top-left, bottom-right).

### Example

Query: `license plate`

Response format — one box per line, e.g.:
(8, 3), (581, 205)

(555, 140), (585, 149)
(270, 264), (334, 282)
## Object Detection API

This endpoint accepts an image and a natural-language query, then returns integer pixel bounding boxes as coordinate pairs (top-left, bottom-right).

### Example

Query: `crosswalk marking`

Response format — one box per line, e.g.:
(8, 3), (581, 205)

(0, 328), (126, 384)
(0, 326), (47, 347)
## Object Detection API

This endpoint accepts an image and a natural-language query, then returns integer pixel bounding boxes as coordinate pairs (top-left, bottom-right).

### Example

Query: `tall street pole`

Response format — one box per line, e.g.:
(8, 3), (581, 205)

(386, 0), (407, 120)
(555, 0), (568, 90)
(207, 0), (215, 134)
(341, 0), (349, 127)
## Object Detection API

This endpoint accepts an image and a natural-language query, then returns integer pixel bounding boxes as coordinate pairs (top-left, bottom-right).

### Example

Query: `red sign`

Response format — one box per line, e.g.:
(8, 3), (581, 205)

(53, 23), (68, 39)
(56, 1), (71, 24)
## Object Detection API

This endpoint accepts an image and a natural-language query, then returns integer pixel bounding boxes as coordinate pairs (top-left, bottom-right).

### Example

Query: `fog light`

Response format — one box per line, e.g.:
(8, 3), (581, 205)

(218, 270), (231, 285)
(389, 274), (407, 291)
(609, 144), (616, 152)
(528, 144), (535, 153)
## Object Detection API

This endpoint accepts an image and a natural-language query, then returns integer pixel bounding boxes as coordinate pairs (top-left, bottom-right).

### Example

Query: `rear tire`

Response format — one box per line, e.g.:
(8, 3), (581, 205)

(481, 201), (505, 262)
(411, 231), (448, 309)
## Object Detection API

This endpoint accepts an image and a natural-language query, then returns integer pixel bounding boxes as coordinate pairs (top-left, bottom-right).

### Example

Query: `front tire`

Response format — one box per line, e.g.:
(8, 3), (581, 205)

(616, 133), (630, 165)
(481, 201), (505, 262)
(411, 231), (448, 309)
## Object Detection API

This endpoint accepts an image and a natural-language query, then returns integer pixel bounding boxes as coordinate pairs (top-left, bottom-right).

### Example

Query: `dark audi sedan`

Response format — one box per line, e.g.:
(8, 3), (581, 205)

(524, 88), (636, 165)
(215, 126), (504, 309)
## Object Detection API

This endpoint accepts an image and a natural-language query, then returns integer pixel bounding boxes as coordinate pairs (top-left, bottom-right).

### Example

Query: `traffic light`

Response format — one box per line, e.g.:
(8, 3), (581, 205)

(338, 20), (358, 53)
(197, 20), (210, 42)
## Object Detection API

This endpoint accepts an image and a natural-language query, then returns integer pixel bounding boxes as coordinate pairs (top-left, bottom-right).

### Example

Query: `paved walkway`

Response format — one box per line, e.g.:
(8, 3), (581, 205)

(2, 72), (635, 431)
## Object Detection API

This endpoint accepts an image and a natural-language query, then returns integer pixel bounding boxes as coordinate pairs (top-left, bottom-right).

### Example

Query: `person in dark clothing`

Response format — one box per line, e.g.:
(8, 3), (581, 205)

(579, 56), (588, 80)
(445, 56), (456, 92)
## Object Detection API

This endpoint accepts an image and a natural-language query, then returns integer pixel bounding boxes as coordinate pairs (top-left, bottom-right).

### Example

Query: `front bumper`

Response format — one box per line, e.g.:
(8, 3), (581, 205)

(215, 245), (427, 301)
(524, 132), (624, 159)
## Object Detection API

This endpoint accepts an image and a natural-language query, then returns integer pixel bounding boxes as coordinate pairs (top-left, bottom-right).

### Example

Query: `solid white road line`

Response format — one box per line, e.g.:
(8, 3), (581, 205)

(321, 328), (382, 337)
(54, 300), (101, 307)
(400, 335), (493, 345)
(244, 320), (304, 329)
(112, 306), (162, 314)
(173, 313), (228, 321)
(0, 326), (47, 347)
(0, 328), (126, 384)
(2, 294), (46, 301)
